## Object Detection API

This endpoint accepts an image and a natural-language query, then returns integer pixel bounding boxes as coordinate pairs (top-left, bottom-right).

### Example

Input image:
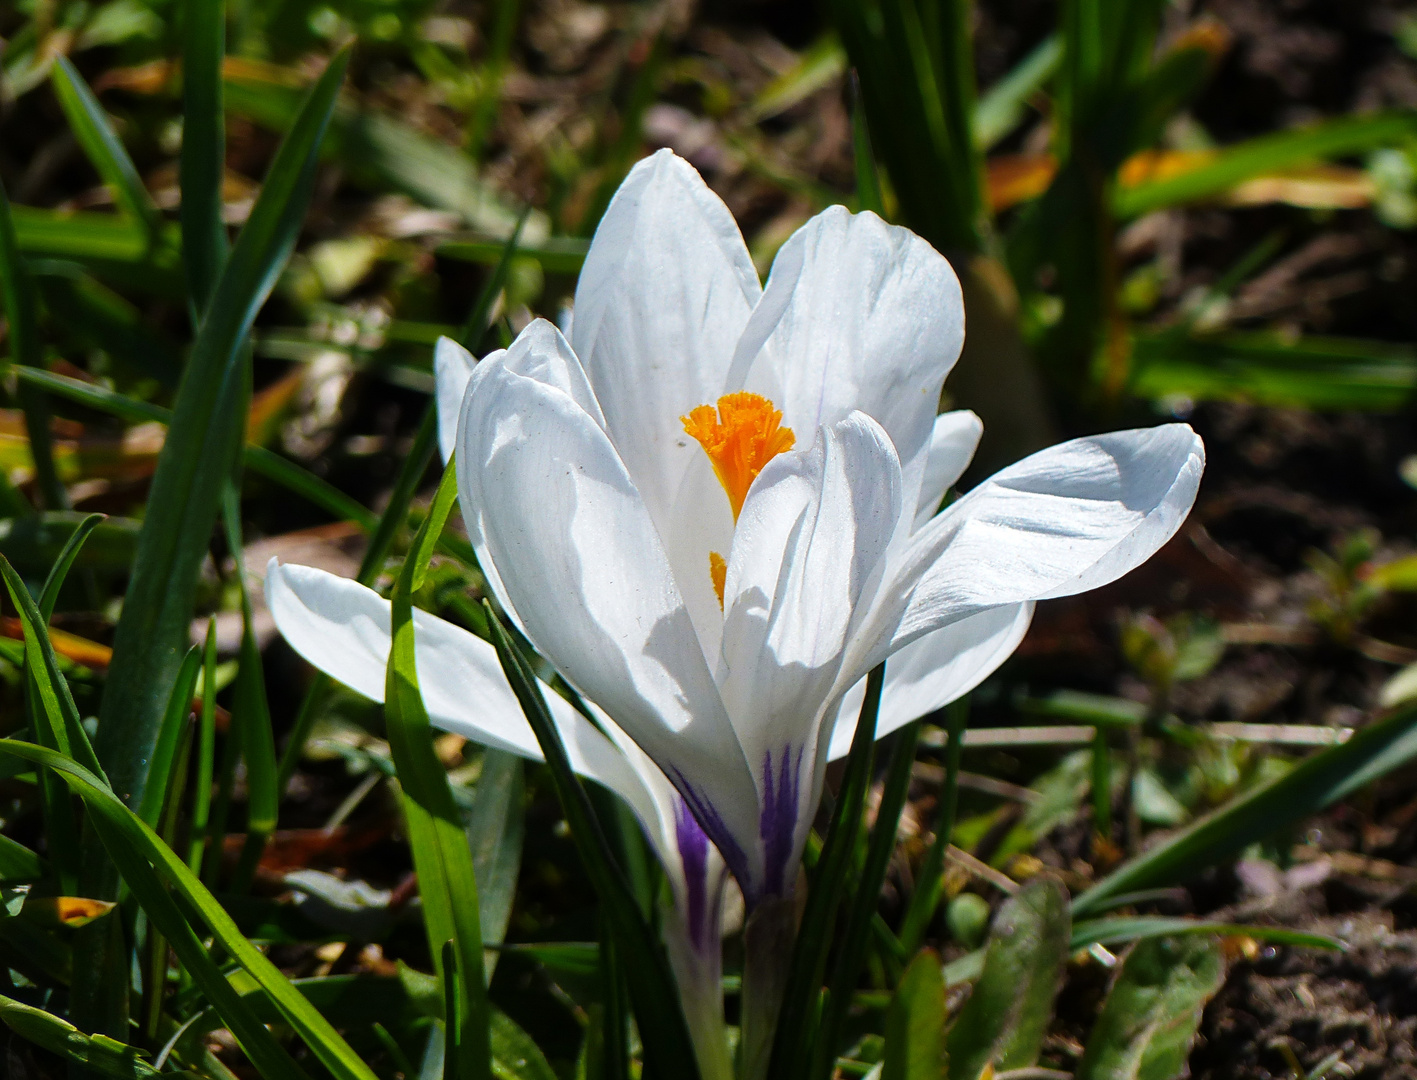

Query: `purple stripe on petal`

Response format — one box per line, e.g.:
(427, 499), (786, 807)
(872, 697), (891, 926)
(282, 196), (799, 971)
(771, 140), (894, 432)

(759, 745), (801, 900)
(670, 767), (752, 902)
(674, 798), (711, 950)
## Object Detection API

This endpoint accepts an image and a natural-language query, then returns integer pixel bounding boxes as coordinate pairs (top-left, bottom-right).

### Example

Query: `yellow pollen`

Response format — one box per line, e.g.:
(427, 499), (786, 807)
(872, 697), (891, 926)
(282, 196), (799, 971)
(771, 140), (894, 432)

(681, 392), (796, 520)
(709, 551), (727, 610)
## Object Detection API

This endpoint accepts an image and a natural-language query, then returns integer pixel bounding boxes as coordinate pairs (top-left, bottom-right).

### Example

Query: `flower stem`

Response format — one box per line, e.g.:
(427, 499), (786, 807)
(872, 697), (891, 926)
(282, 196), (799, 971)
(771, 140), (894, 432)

(739, 895), (798, 1080)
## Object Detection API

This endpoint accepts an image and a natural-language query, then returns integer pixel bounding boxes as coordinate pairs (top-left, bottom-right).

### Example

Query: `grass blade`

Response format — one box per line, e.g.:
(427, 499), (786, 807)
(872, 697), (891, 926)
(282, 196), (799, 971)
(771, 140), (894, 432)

(897, 697), (967, 955)
(812, 723), (921, 1079)
(386, 462), (491, 1080)
(134, 645), (201, 830)
(484, 600), (702, 1080)
(187, 621), (219, 876)
(1074, 700), (1417, 917)
(975, 34), (1062, 150)
(221, 485), (279, 894)
(0, 737), (378, 1080)
(1116, 111), (1417, 218)
(763, 664), (885, 1080)
(95, 48), (349, 813)
(181, 0), (229, 314)
(0, 176), (67, 511)
(51, 57), (165, 241)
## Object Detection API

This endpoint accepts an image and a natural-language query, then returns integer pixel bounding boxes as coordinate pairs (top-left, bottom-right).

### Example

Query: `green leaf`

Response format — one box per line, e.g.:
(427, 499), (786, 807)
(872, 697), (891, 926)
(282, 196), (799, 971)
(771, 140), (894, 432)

(0, 555), (105, 783)
(1130, 329), (1417, 413)
(974, 34), (1061, 150)
(94, 48), (349, 813)
(489, 1010), (557, 1080)
(1074, 700), (1417, 917)
(437, 236), (587, 275)
(1071, 917), (1342, 953)
(37, 512), (103, 621)
(1074, 935), (1226, 1080)
(134, 645), (201, 829)
(1116, 111), (1417, 218)
(30, 263), (182, 388)
(813, 723), (922, 1078)
(882, 949), (946, 1080)
(50, 57), (164, 240)
(0, 176), (67, 511)
(0, 993), (161, 1079)
(945, 877), (1070, 1080)
(467, 749), (525, 981)
(188, 620), (219, 875)
(830, 0), (984, 253)
(484, 603), (702, 1080)
(180, 0), (229, 313)
(764, 664), (885, 1080)
(748, 34), (847, 122)
(0, 834), (44, 884)
(223, 486), (279, 894)
(386, 461), (491, 1080)
(0, 737), (379, 1080)
(899, 698), (968, 956)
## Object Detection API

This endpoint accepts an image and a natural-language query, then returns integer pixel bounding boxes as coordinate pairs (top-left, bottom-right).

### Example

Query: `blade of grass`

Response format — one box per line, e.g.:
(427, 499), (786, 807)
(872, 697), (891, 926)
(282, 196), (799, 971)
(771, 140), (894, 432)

(975, 34), (1061, 150)
(221, 485), (278, 894)
(484, 600), (702, 1079)
(95, 48), (349, 812)
(187, 621), (219, 877)
(134, 646), (201, 830)
(181, 0), (229, 315)
(811, 722), (921, 1080)
(51, 57), (164, 242)
(763, 664), (885, 1080)
(0, 176), (67, 512)
(466, 0), (520, 161)
(1116, 111), (1417, 218)
(1074, 699), (1417, 916)
(0, 737), (377, 1080)
(386, 462), (491, 1080)
(898, 697), (968, 956)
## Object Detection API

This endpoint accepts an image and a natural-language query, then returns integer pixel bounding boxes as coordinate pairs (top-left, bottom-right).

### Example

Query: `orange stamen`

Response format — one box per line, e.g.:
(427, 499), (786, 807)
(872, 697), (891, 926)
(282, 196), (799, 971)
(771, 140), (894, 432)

(681, 392), (796, 520)
(709, 551), (727, 610)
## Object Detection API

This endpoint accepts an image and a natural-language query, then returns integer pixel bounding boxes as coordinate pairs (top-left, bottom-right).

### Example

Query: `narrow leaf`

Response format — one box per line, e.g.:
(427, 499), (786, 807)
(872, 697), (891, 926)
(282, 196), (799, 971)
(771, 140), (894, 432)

(944, 877), (1070, 1080)
(385, 462), (491, 1080)
(51, 57), (164, 239)
(484, 602), (702, 1080)
(882, 949), (946, 1080)
(95, 48), (349, 813)
(1074, 935), (1226, 1080)
(1074, 699), (1417, 917)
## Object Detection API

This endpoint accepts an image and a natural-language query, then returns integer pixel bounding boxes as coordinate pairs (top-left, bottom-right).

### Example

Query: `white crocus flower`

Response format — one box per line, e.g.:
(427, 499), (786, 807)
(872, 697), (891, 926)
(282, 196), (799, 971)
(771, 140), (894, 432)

(270, 149), (1203, 1077)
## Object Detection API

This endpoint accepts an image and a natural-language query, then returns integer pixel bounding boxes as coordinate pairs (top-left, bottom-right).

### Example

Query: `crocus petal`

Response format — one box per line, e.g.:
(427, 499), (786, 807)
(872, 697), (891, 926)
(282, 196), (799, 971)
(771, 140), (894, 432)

(913, 410), (983, 532)
(825, 602), (1034, 761)
(264, 560), (669, 840)
(458, 350), (763, 887)
(571, 149), (761, 537)
(866, 425), (1204, 665)
(728, 206), (964, 519)
(434, 337), (479, 465)
(718, 411), (902, 897)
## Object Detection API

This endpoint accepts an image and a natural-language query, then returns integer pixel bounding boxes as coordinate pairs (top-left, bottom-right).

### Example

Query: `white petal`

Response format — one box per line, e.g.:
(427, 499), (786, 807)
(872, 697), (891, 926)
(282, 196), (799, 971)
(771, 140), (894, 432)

(571, 149), (761, 535)
(457, 353), (763, 887)
(728, 207), (964, 520)
(264, 560), (663, 830)
(826, 602), (1034, 761)
(270, 557), (733, 1009)
(434, 337), (479, 465)
(717, 411), (902, 895)
(874, 425), (1204, 660)
(913, 410), (983, 532)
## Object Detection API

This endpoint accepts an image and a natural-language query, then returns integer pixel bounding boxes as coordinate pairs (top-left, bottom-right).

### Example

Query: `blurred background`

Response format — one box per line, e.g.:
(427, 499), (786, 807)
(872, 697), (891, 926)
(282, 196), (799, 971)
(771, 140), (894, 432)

(4, 0), (1417, 1075)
